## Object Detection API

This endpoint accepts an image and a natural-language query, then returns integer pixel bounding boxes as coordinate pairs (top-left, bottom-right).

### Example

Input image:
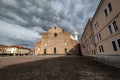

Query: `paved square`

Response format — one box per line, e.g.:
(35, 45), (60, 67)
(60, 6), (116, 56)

(0, 56), (120, 80)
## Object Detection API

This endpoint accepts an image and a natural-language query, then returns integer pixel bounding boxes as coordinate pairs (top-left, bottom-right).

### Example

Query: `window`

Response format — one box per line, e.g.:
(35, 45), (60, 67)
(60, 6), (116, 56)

(112, 41), (118, 51)
(95, 21), (99, 29)
(99, 34), (101, 40)
(54, 33), (57, 37)
(99, 45), (101, 52)
(94, 50), (96, 55)
(96, 33), (101, 41)
(104, 9), (108, 17)
(55, 27), (56, 29)
(96, 34), (98, 41)
(112, 21), (118, 32)
(101, 45), (104, 52)
(108, 21), (118, 35)
(64, 42), (67, 46)
(108, 25), (113, 34)
(117, 39), (120, 49)
(44, 43), (47, 47)
(104, 3), (112, 17)
(108, 3), (112, 12)
(96, 21), (99, 28)
(99, 45), (104, 52)
(95, 24), (97, 29)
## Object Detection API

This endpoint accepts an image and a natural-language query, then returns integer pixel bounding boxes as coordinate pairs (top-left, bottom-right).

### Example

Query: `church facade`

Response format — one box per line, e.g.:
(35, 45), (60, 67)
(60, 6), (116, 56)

(35, 26), (80, 55)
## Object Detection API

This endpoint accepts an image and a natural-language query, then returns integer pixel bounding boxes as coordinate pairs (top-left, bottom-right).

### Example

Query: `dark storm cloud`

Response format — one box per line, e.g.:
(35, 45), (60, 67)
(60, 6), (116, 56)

(0, 0), (100, 48)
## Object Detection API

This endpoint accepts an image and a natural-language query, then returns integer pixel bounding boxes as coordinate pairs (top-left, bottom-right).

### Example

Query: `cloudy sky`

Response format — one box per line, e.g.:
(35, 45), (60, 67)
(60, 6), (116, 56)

(0, 0), (100, 49)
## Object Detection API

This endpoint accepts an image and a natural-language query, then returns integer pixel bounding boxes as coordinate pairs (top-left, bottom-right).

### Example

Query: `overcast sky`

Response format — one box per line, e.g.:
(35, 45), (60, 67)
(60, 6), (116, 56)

(0, 0), (100, 49)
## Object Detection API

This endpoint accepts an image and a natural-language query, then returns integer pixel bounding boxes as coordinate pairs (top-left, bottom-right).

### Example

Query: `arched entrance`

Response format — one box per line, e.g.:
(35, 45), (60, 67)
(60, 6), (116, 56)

(65, 48), (67, 54)
(54, 47), (57, 54)
(44, 49), (46, 54)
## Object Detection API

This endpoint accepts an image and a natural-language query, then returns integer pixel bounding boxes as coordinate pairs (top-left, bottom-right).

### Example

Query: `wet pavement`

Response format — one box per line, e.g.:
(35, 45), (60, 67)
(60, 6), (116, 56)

(0, 56), (120, 80)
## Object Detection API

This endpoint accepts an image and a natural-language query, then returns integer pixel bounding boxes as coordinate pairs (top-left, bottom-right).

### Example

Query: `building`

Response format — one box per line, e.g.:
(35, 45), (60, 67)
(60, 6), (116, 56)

(0, 45), (33, 56)
(81, 0), (120, 60)
(81, 19), (96, 56)
(35, 26), (80, 55)
(92, 0), (120, 56)
(0, 45), (7, 53)
(6, 45), (31, 56)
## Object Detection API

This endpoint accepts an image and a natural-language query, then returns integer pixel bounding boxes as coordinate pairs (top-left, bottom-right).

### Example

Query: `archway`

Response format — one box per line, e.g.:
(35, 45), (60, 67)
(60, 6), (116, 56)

(65, 48), (67, 54)
(54, 47), (57, 54)
(44, 49), (46, 54)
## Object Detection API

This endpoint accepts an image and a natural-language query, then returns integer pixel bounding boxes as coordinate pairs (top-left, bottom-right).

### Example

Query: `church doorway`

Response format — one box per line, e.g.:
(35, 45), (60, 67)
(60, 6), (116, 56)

(54, 47), (57, 54)
(44, 49), (46, 54)
(65, 48), (67, 54)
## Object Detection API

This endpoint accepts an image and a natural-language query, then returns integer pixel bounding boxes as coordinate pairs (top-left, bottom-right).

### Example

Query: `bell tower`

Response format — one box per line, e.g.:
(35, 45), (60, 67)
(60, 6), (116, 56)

(74, 31), (78, 41)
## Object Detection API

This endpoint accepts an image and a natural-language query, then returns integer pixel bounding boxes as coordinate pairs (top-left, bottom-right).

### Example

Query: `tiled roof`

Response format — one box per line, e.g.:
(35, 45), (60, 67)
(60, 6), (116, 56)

(0, 45), (31, 50)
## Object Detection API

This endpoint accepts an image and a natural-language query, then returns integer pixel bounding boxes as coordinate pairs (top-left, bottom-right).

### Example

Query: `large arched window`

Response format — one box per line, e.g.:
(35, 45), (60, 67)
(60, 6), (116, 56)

(54, 33), (57, 37)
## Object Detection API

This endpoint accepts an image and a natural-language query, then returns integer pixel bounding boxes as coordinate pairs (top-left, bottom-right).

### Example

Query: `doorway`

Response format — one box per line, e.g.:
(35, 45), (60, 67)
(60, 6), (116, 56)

(44, 49), (46, 54)
(54, 47), (57, 54)
(65, 48), (67, 54)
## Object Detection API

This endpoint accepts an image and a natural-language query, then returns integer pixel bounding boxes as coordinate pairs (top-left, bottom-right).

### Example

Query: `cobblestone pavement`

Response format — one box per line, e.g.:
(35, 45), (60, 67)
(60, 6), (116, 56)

(0, 56), (120, 80)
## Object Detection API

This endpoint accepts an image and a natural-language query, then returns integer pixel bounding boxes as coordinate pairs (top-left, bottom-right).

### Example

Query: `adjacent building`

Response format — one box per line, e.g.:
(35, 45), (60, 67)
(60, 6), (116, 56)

(92, 0), (120, 56)
(81, 0), (120, 58)
(35, 26), (80, 55)
(81, 19), (96, 56)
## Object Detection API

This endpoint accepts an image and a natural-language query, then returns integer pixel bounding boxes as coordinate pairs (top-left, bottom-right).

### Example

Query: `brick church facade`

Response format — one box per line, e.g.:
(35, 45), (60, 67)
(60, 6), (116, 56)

(35, 26), (80, 55)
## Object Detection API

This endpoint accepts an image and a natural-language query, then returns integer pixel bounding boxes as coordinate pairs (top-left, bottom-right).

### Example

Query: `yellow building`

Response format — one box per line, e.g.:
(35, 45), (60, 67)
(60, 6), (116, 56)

(92, 0), (120, 56)
(35, 26), (80, 55)
(81, 0), (120, 59)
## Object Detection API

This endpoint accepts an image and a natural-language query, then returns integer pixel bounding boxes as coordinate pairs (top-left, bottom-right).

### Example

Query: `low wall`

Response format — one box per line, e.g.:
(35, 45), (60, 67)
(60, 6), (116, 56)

(96, 54), (120, 63)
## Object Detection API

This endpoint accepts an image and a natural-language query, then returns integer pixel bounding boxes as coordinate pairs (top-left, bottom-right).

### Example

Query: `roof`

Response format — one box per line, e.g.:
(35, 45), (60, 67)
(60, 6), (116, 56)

(7, 45), (31, 50)
(0, 45), (31, 50)
(0, 46), (8, 48)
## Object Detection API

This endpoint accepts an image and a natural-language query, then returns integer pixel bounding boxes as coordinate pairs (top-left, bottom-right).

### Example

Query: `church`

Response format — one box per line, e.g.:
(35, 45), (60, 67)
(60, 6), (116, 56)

(35, 26), (80, 55)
